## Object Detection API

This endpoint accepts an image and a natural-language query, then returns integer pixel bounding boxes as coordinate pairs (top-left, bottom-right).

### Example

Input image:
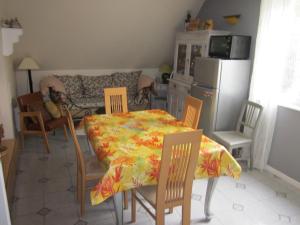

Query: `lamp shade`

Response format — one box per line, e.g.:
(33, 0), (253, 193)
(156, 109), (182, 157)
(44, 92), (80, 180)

(159, 64), (172, 74)
(18, 57), (40, 70)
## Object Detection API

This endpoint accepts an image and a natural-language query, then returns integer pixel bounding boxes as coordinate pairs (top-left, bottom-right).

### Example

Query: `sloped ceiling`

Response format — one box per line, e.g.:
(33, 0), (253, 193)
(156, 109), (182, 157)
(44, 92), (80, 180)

(5, 0), (205, 69)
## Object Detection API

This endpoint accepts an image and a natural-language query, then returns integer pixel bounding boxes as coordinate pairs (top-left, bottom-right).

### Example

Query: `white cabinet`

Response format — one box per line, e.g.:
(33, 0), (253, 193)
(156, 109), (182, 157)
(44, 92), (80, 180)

(168, 31), (229, 118)
(173, 31), (229, 83)
(167, 79), (191, 119)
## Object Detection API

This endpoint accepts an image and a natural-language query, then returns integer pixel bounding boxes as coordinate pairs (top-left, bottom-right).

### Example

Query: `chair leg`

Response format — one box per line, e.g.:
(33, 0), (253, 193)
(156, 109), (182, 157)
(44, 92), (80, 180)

(156, 208), (165, 225)
(63, 125), (68, 141)
(131, 190), (136, 223)
(182, 199), (191, 225)
(123, 191), (128, 209)
(41, 131), (50, 153)
(249, 144), (254, 170)
(20, 131), (25, 150)
(80, 179), (86, 216)
(77, 169), (81, 201)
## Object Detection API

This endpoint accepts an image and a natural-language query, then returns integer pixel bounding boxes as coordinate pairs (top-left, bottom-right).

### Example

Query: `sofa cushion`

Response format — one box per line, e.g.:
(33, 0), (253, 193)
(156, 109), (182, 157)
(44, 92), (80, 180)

(80, 75), (113, 99)
(70, 96), (103, 108)
(112, 71), (141, 103)
(54, 75), (83, 99)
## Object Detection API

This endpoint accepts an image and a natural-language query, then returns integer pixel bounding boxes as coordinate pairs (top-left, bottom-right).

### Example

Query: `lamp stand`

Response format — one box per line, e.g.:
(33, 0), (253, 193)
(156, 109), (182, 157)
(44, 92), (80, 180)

(27, 69), (33, 93)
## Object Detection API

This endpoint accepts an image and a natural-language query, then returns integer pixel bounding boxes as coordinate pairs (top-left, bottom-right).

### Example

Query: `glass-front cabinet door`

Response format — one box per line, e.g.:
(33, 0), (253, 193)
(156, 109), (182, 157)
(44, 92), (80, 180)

(189, 44), (203, 77)
(176, 43), (187, 76)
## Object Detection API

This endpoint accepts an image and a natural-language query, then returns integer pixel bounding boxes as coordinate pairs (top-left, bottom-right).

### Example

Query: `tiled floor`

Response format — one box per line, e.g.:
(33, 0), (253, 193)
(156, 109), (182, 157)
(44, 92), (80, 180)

(11, 130), (300, 225)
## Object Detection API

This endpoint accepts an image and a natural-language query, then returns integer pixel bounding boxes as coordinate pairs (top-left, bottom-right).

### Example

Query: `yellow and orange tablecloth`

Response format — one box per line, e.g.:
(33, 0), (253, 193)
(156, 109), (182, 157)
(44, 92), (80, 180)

(84, 110), (241, 205)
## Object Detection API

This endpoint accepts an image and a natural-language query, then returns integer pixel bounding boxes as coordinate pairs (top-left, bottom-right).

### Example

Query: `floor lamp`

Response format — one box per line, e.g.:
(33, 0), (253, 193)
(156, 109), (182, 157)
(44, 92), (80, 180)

(18, 57), (40, 93)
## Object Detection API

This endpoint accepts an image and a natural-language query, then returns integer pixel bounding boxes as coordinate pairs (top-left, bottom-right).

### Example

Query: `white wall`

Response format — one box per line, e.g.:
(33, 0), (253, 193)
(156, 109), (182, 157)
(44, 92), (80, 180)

(268, 106), (300, 183)
(6, 0), (205, 70)
(0, 1), (13, 225)
(0, 0), (17, 139)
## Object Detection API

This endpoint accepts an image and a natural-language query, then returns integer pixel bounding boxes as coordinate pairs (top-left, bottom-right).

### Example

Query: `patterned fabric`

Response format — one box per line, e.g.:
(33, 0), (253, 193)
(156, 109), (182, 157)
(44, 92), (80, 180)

(69, 96), (103, 108)
(112, 71), (141, 102)
(54, 75), (83, 99)
(85, 110), (241, 205)
(80, 75), (113, 99)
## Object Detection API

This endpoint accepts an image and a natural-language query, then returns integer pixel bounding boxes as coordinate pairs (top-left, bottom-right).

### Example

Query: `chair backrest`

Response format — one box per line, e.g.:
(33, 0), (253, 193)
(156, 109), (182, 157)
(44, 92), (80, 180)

(104, 87), (128, 114)
(65, 109), (86, 176)
(236, 101), (263, 138)
(17, 92), (43, 112)
(182, 95), (203, 129)
(156, 130), (202, 207)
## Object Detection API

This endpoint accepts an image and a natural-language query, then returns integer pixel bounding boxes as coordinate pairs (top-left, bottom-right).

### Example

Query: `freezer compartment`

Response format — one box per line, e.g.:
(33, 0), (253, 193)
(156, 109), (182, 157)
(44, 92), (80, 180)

(193, 57), (221, 89)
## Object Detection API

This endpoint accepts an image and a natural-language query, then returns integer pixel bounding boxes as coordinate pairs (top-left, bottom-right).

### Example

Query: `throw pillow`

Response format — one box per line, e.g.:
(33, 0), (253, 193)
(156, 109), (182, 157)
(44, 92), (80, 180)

(138, 74), (154, 91)
(112, 71), (142, 104)
(44, 100), (62, 119)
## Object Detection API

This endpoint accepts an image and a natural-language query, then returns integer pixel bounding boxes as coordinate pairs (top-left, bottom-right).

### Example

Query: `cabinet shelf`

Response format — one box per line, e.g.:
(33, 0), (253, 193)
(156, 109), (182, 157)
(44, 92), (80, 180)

(1, 28), (23, 56)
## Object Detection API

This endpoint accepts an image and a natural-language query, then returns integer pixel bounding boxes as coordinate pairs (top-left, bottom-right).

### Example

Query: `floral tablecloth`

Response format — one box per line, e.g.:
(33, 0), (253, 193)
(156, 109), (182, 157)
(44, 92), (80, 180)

(85, 110), (241, 205)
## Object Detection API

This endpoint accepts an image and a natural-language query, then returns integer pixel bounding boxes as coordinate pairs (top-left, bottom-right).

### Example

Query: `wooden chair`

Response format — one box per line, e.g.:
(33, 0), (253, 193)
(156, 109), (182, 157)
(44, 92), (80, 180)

(66, 109), (105, 216)
(182, 95), (203, 129)
(131, 130), (202, 225)
(212, 101), (263, 169)
(104, 86), (129, 208)
(17, 92), (69, 153)
(104, 87), (128, 114)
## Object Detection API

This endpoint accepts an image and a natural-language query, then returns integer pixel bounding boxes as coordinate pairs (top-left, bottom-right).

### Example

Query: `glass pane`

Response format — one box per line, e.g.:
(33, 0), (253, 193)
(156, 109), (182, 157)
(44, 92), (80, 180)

(190, 44), (202, 76)
(176, 44), (187, 75)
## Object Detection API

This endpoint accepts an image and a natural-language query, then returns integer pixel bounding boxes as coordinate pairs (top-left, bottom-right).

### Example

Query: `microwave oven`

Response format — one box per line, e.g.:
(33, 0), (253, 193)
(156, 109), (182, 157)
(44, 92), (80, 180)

(209, 35), (251, 59)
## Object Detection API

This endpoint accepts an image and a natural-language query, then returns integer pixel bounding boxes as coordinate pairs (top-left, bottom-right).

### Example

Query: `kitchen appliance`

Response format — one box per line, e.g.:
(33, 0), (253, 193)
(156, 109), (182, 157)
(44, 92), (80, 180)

(209, 35), (251, 59)
(191, 57), (251, 136)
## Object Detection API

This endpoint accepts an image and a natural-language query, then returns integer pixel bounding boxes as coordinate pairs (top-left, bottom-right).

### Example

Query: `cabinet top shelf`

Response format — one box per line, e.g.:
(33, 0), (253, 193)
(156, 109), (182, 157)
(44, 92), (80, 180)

(176, 30), (230, 39)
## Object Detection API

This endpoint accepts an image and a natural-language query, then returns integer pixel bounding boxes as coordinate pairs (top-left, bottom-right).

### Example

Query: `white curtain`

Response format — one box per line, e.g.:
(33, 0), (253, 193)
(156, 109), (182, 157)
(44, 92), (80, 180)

(249, 0), (297, 170)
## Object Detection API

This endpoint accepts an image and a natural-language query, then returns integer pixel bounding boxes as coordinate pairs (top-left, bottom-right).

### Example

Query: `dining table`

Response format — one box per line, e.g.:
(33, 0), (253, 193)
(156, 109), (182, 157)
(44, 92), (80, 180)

(83, 109), (242, 225)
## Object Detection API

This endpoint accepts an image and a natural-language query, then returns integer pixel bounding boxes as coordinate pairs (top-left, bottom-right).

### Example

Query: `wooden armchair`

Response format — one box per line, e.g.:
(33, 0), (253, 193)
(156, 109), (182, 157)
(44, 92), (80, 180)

(17, 92), (69, 153)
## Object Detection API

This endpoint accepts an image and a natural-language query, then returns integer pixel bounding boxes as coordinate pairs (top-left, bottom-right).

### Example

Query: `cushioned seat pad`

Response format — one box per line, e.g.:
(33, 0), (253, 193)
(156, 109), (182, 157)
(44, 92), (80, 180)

(213, 131), (252, 147)
(27, 116), (68, 131)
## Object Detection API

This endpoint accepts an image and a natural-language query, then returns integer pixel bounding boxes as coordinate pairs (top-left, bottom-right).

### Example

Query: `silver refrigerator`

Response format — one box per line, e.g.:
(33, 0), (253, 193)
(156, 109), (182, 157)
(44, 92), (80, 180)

(191, 57), (251, 137)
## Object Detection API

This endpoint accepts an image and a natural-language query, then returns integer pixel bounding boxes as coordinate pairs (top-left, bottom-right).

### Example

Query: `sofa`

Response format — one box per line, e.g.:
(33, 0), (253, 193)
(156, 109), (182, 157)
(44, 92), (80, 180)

(50, 71), (153, 117)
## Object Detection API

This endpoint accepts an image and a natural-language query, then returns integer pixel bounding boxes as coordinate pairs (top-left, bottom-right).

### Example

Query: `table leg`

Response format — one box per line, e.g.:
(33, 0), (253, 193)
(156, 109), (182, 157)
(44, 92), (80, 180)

(113, 192), (123, 225)
(204, 177), (218, 221)
(87, 136), (94, 155)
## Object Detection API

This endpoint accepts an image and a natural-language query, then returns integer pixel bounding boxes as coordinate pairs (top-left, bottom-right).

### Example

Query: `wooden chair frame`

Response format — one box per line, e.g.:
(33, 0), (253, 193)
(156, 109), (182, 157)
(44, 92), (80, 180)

(131, 130), (202, 225)
(104, 87), (128, 114)
(104, 86), (129, 209)
(236, 101), (263, 137)
(182, 95), (203, 129)
(19, 103), (68, 154)
(66, 109), (104, 216)
(213, 100), (263, 169)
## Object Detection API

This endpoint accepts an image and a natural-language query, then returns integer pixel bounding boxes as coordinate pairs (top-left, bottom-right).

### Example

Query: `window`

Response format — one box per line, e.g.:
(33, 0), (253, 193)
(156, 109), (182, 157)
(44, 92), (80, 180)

(281, 1), (300, 107)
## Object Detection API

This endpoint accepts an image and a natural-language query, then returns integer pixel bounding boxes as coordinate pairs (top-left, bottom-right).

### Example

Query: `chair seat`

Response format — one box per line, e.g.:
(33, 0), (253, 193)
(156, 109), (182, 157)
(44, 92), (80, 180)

(136, 185), (157, 206)
(213, 131), (252, 147)
(85, 156), (106, 179)
(27, 116), (68, 131)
